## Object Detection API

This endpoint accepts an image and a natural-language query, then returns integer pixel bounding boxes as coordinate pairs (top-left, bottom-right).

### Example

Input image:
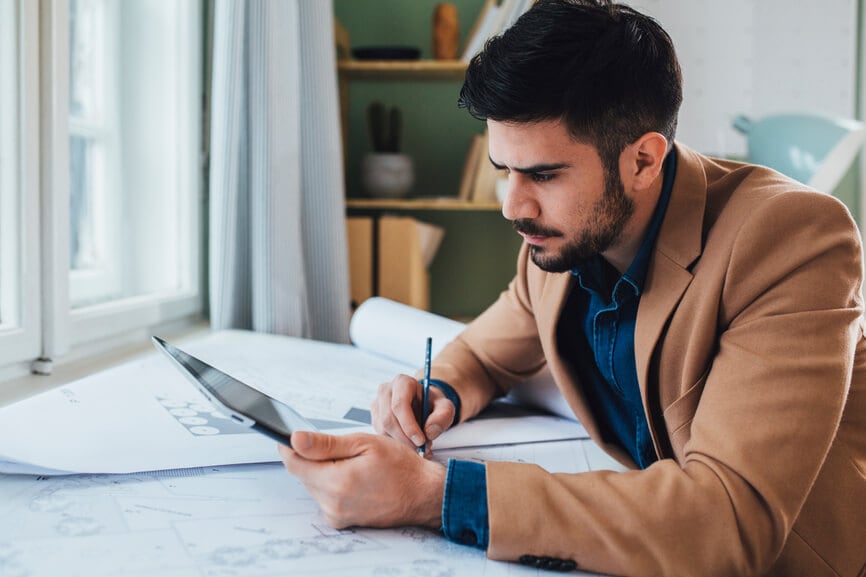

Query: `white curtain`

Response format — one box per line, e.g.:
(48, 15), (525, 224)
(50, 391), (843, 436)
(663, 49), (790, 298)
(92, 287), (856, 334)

(209, 0), (350, 343)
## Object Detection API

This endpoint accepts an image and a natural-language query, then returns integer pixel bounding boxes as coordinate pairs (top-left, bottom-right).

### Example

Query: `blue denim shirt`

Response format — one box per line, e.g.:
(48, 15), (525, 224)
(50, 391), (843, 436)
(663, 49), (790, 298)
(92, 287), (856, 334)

(440, 150), (678, 550)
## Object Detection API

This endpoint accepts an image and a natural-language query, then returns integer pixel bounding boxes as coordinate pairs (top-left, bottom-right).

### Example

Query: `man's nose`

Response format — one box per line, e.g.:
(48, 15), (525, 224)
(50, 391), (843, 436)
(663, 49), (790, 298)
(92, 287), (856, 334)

(501, 174), (539, 221)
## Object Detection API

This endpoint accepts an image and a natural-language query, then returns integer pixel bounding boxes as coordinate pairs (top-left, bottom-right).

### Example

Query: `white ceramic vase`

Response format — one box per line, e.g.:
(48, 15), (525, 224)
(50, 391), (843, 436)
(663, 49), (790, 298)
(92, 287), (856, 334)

(361, 153), (414, 198)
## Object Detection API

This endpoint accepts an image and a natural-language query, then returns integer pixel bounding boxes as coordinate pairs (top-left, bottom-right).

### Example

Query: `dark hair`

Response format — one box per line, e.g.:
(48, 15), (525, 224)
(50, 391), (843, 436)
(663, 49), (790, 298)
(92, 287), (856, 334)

(458, 0), (682, 174)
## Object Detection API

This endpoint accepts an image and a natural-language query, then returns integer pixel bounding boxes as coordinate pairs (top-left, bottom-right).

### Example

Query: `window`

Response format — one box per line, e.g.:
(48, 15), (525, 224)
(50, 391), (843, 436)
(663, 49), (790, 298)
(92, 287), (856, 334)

(0, 0), (204, 381)
(0, 0), (19, 331)
(68, 0), (121, 307)
(0, 0), (40, 379)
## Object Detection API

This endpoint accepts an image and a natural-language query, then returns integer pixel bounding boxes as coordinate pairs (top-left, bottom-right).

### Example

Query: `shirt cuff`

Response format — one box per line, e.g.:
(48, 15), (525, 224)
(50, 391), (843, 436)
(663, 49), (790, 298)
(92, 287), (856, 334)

(441, 459), (489, 550)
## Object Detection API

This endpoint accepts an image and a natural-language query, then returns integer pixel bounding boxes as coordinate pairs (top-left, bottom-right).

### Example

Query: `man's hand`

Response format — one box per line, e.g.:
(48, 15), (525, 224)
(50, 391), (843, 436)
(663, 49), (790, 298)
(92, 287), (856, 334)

(279, 431), (446, 530)
(371, 374), (456, 451)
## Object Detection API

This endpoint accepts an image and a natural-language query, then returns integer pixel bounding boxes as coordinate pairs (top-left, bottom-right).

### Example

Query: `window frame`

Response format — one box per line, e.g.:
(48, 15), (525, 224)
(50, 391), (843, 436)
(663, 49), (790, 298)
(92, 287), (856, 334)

(0, 0), (205, 382)
(58, 0), (206, 356)
(0, 0), (42, 381)
(67, 0), (125, 307)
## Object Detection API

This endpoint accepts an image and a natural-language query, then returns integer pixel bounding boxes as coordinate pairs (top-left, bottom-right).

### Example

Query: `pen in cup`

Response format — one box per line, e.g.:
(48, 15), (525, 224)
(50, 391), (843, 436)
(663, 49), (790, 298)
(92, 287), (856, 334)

(418, 337), (432, 456)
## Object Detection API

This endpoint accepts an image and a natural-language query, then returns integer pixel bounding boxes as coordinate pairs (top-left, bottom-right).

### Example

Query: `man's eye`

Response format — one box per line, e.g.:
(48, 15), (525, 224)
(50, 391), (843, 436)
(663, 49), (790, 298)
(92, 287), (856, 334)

(531, 173), (554, 183)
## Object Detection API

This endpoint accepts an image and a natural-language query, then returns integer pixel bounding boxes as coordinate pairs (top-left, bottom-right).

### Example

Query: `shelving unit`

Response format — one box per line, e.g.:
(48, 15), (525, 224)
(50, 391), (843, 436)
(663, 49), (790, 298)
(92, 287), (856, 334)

(346, 197), (500, 211)
(333, 5), (521, 318)
(338, 59), (468, 81)
(337, 58), (493, 210)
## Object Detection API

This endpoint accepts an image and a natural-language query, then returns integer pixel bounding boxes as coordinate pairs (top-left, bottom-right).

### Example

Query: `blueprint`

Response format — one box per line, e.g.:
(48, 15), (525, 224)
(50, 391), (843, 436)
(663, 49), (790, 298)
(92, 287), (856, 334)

(0, 440), (623, 577)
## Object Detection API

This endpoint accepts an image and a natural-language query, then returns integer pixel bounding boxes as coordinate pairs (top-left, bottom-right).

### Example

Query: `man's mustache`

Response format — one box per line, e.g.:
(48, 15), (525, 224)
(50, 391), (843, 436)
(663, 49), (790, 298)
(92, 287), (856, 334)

(512, 219), (563, 238)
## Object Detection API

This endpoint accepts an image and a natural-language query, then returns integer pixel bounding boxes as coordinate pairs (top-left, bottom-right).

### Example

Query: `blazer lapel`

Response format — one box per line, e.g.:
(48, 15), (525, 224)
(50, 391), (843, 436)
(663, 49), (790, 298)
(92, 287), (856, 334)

(635, 144), (708, 426)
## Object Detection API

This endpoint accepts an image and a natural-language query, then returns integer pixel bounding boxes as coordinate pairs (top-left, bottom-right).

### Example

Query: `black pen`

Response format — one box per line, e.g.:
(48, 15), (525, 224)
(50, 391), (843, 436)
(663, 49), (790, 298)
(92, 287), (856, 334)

(418, 337), (432, 456)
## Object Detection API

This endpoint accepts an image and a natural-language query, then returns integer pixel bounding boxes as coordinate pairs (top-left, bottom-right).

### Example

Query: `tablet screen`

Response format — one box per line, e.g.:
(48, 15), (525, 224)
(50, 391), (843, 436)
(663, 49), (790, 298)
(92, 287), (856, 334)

(153, 337), (316, 441)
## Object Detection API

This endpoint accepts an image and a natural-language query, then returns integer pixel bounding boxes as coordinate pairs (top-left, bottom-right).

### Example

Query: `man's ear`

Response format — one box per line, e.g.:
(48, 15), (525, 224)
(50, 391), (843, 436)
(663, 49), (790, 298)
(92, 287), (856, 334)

(622, 132), (668, 191)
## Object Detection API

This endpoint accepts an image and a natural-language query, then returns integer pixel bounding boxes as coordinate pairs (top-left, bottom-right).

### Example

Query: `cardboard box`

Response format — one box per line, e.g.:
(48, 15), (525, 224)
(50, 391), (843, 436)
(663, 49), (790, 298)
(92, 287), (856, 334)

(346, 216), (374, 308)
(378, 216), (430, 311)
(346, 215), (443, 311)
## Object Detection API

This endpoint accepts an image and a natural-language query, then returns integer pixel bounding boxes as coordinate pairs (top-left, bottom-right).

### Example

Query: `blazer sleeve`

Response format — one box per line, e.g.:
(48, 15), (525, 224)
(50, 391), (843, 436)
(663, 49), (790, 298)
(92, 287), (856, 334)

(483, 192), (864, 576)
(430, 242), (549, 422)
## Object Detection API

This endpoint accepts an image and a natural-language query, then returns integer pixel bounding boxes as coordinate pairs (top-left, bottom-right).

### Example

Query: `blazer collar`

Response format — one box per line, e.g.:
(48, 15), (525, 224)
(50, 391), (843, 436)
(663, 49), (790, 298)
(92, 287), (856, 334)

(653, 142), (707, 270)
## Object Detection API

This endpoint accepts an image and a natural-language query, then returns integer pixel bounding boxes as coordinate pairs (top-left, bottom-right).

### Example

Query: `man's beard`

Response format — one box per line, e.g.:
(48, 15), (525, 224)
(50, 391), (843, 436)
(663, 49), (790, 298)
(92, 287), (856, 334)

(512, 172), (635, 273)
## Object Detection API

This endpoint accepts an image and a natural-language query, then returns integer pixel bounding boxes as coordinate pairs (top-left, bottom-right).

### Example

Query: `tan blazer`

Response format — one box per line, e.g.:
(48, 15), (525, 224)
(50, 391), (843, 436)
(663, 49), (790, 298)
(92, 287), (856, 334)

(432, 143), (866, 577)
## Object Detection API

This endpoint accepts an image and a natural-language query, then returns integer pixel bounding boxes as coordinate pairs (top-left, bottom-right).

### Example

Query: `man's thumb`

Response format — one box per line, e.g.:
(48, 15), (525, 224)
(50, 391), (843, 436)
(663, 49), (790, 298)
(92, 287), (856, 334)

(290, 431), (358, 461)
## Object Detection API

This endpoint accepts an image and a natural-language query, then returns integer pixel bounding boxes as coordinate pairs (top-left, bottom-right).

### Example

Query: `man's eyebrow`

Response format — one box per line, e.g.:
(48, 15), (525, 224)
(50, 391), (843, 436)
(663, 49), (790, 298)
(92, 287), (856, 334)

(488, 157), (569, 173)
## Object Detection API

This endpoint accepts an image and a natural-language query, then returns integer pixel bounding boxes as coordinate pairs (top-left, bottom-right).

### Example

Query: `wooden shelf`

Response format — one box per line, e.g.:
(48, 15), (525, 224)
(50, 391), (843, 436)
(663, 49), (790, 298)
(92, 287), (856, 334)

(346, 198), (501, 211)
(338, 60), (468, 81)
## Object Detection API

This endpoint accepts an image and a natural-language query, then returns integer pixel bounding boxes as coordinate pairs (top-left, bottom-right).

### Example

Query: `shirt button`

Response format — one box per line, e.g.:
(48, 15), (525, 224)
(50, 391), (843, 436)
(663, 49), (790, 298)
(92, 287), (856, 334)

(459, 529), (477, 546)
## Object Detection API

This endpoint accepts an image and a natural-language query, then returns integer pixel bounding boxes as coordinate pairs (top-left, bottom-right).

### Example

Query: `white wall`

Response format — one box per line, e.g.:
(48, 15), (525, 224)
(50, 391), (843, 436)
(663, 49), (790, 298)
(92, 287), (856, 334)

(633, 0), (858, 157)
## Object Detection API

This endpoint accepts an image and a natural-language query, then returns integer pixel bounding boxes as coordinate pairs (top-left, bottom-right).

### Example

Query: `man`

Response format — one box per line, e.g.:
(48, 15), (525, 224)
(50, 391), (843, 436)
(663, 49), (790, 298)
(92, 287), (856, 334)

(281, 1), (866, 575)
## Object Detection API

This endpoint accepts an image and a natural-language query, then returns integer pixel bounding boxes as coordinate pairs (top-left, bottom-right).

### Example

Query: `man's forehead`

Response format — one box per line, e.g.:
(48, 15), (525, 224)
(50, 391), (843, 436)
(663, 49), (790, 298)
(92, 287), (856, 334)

(487, 119), (601, 166)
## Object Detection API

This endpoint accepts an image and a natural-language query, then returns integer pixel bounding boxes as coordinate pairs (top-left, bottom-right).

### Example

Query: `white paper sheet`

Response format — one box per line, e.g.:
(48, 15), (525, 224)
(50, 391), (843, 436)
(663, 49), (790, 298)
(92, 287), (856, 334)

(349, 297), (466, 367)
(0, 327), (586, 475)
(0, 331), (385, 475)
(434, 400), (587, 450)
(0, 439), (623, 577)
(0, 350), (272, 475)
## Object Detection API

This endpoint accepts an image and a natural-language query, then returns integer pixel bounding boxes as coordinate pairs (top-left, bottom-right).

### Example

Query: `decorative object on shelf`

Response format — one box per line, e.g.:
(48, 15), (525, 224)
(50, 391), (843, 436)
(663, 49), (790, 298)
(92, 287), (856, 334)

(352, 46), (421, 61)
(362, 101), (414, 198)
(733, 112), (866, 194)
(432, 3), (459, 60)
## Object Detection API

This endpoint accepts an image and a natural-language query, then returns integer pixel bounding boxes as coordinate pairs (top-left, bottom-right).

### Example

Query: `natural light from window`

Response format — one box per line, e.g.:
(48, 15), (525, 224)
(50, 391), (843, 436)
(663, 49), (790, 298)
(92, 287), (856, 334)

(0, 0), (202, 381)
(68, 0), (200, 310)
(0, 0), (19, 333)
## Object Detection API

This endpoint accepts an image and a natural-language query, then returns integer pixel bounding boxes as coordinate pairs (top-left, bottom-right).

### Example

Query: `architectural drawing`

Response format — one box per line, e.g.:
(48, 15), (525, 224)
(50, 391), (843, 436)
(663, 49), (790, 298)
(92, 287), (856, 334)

(0, 440), (622, 576)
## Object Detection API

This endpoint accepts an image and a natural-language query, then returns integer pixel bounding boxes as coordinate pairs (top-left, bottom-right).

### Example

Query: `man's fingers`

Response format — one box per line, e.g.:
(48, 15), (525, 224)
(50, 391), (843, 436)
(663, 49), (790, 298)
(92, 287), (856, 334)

(371, 391), (416, 448)
(371, 374), (456, 449)
(390, 380), (425, 447)
(424, 395), (456, 440)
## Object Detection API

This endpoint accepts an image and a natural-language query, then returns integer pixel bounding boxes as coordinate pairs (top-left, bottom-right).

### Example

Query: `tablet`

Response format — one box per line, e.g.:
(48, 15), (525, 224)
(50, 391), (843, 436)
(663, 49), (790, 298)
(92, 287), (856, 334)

(152, 336), (317, 446)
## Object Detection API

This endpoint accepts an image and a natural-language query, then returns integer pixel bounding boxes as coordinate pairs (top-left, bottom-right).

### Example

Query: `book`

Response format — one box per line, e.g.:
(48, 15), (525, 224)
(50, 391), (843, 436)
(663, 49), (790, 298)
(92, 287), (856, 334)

(469, 130), (500, 202)
(457, 133), (484, 201)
